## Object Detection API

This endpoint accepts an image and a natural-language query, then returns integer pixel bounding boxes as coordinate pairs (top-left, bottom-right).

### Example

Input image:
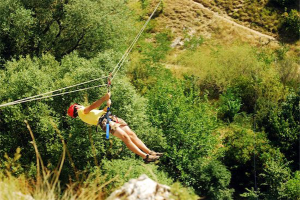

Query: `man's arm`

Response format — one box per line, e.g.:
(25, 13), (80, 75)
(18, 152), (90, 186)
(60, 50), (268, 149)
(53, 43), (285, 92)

(102, 99), (111, 112)
(83, 92), (110, 114)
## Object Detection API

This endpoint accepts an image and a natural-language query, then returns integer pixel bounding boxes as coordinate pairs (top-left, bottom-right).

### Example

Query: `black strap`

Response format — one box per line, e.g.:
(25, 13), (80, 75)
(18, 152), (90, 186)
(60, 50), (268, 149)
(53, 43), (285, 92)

(96, 112), (111, 132)
(96, 115), (105, 132)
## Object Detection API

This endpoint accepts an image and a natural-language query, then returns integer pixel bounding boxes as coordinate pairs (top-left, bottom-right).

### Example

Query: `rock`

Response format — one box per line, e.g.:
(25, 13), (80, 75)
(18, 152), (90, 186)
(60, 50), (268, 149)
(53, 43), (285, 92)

(14, 192), (35, 200)
(171, 37), (184, 48)
(0, 182), (35, 200)
(106, 174), (171, 200)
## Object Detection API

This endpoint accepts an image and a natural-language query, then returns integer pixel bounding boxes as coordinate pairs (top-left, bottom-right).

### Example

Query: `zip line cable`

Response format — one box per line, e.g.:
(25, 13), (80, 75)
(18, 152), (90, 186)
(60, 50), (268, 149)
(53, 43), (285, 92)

(0, 0), (162, 108)
(0, 75), (110, 107)
(111, 0), (162, 81)
(111, 0), (162, 77)
(0, 84), (108, 107)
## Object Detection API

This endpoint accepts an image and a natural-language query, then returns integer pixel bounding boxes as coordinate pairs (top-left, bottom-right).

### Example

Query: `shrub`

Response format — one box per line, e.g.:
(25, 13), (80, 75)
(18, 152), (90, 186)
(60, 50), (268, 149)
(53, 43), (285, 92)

(280, 9), (300, 42)
(257, 89), (300, 169)
(127, 31), (172, 94)
(283, 171), (300, 199)
(218, 88), (242, 123)
(146, 78), (233, 199)
(240, 188), (261, 200)
(259, 157), (292, 199)
(222, 124), (294, 198)
(177, 44), (287, 114)
(141, 32), (172, 62)
(98, 158), (173, 194)
(184, 35), (204, 51)
(171, 182), (199, 200)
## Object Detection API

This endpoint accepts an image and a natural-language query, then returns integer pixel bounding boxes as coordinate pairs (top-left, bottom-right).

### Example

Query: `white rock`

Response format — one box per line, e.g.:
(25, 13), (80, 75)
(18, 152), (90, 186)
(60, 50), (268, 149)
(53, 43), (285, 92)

(14, 192), (35, 200)
(171, 37), (184, 48)
(106, 174), (171, 200)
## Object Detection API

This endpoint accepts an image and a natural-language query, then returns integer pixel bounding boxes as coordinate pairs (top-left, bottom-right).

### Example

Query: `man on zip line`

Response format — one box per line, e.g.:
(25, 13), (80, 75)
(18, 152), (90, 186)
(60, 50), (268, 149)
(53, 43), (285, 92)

(67, 92), (163, 163)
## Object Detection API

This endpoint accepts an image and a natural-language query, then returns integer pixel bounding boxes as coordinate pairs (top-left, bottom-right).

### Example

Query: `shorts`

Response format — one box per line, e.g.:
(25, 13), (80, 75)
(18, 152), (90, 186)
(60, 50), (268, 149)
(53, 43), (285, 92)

(98, 115), (127, 133)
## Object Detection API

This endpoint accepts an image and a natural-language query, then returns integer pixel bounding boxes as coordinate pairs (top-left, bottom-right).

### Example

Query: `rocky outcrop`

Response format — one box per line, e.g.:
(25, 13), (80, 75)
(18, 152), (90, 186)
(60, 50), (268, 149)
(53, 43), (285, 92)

(106, 174), (171, 200)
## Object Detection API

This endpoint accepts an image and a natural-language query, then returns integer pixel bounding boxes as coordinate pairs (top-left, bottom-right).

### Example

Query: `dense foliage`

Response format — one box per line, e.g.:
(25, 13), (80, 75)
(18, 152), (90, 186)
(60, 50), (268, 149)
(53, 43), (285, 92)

(0, 0), (133, 63)
(281, 9), (300, 42)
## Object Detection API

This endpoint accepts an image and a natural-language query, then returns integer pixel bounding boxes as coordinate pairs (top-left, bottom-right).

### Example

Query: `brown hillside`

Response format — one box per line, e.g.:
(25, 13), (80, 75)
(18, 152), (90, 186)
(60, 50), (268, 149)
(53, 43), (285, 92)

(155, 0), (279, 47)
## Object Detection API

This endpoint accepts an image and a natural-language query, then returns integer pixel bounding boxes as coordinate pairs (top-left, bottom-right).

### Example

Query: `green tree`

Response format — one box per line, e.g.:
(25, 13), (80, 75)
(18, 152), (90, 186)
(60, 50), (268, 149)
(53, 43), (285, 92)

(280, 9), (300, 42)
(259, 157), (292, 199)
(258, 89), (300, 170)
(146, 78), (233, 199)
(218, 88), (242, 123)
(222, 124), (294, 198)
(283, 171), (300, 199)
(0, 0), (133, 62)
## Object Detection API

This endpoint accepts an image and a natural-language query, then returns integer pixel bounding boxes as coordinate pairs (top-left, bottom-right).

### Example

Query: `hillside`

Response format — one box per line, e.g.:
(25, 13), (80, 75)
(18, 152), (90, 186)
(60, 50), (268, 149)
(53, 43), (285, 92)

(194, 0), (299, 40)
(128, 0), (300, 199)
(142, 0), (299, 79)
(156, 0), (278, 45)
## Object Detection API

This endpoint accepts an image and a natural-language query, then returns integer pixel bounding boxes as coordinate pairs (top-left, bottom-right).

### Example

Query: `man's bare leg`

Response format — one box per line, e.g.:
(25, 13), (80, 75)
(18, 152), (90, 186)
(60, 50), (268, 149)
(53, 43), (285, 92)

(121, 126), (151, 154)
(113, 127), (147, 159)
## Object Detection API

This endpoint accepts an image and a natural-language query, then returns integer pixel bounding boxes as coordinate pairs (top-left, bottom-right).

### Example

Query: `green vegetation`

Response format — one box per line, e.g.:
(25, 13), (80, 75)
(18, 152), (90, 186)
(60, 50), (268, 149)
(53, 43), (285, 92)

(281, 9), (300, 42)
(0, 0), (134, 62)
(0, 0), (299, 199)
(218, 88), (242, 123)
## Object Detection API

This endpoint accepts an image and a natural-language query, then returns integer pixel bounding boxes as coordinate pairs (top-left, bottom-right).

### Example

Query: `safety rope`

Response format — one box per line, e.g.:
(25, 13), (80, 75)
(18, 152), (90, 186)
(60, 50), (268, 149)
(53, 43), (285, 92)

(111, 0), (162, 81)
(0, 0), (162, 108)
(0, 84), (108, 107)
(0, 75), (110, 108)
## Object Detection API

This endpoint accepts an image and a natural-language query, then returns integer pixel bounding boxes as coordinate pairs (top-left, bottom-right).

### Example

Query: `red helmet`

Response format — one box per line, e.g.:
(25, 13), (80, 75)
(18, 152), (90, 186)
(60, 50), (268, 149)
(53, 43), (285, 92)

(67, 104), (78, 118)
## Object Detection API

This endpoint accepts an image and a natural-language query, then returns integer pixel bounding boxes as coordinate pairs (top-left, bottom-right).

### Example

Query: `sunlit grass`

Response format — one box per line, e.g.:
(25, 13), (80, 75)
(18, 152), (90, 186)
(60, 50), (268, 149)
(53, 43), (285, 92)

(0, 121), (111, 200)
(166, 43), (266, 89)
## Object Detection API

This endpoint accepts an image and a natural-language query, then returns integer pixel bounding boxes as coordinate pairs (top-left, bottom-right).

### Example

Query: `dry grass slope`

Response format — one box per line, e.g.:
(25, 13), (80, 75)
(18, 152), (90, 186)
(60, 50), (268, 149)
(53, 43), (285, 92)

(156, 0), (279, 46)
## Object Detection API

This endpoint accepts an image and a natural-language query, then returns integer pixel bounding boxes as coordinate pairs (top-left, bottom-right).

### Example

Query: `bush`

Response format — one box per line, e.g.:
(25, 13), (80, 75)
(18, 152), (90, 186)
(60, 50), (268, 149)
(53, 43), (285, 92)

(218, 88), (242, 123)
(127, 32), (172, 94)
(177, 44), (287, 115)
(257, 89), (300, 170)
(171, 182), (199, 200)
(280, 9), (300, 42)
(184, 35), (204, 51)
(259, 157), (292, 199)
(283, 171), (300, 199)
(98, 158), (173, 194)
(140, 32), (172, 62)
(276, 58), (300, 89)
(222, 124), (294, 198)
(240, 188), (260, 200)
(146, 78), (233, 198)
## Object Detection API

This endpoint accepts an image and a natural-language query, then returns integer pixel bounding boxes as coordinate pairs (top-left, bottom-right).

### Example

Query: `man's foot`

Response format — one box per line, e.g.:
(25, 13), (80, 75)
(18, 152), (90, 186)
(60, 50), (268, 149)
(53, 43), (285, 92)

(143, 154), (159, 164)
(149, 151), (164, 157)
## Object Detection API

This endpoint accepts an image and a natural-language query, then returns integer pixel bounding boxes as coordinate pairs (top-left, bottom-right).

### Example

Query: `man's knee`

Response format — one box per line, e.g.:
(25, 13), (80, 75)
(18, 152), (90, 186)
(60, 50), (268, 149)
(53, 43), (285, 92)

(120, 132), (131, 142)
(128, 131), (137, 139)
(123, 127), (137, 139)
